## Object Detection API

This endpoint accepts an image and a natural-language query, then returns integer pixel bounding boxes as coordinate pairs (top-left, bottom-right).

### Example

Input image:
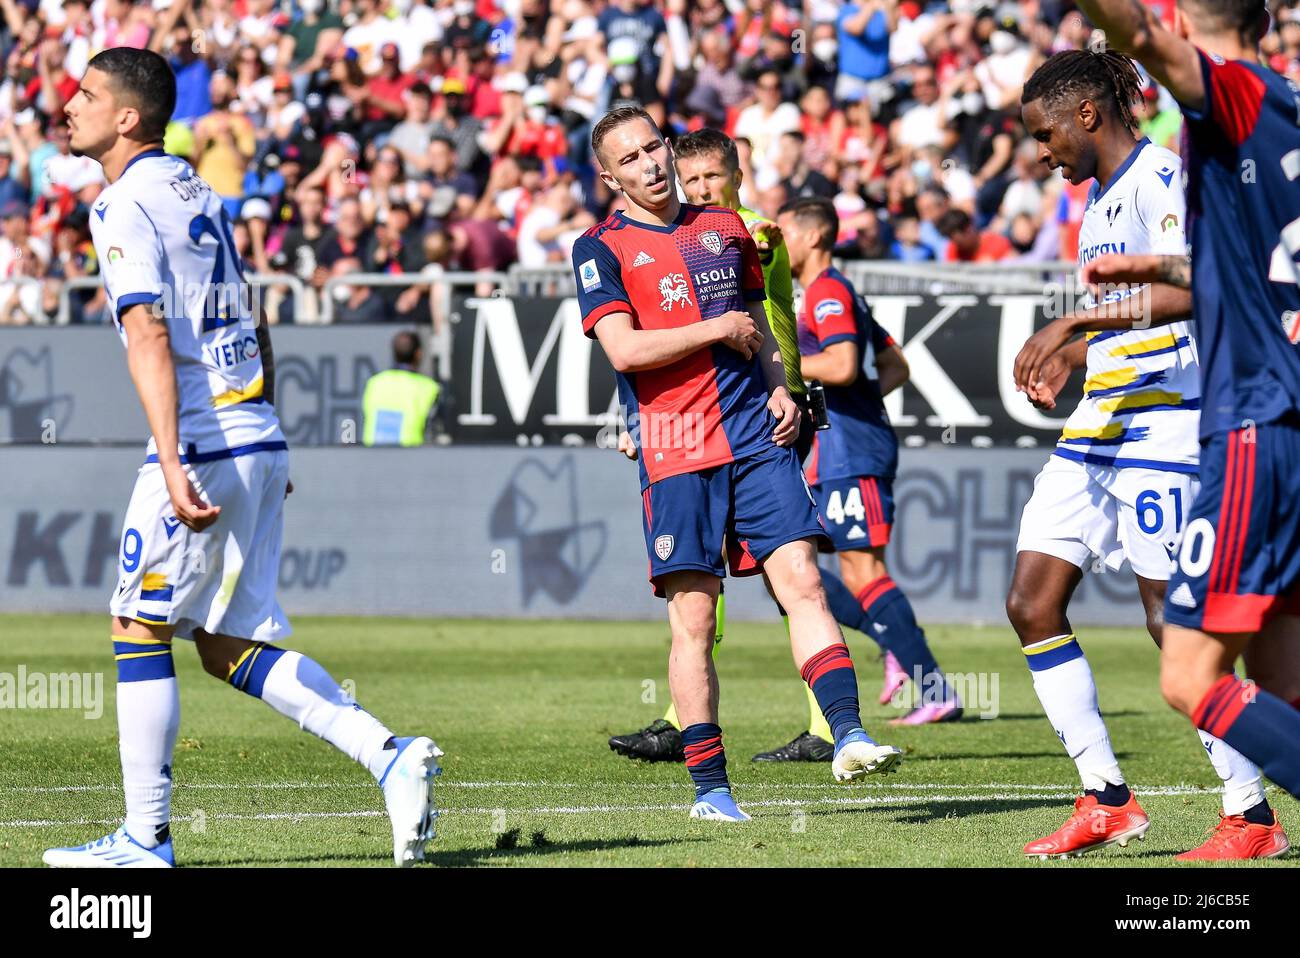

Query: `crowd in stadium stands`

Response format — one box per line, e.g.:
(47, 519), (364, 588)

(0, 0), (1299, 324)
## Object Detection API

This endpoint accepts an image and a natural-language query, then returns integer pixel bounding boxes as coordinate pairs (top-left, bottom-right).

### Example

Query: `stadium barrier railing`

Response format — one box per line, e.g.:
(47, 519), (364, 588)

(20, 261), (1079, 329)
(320, 269), (510, 379)
(51, 273), (309, 327)
(503, 261), (1079, 297)
(0, 276), (51, 324)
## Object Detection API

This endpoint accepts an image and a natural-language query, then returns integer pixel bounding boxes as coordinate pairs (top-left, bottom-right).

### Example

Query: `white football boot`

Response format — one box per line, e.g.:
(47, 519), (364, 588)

(831, 730), (903, 782)
(379, 736), (443, 866)
(43, 825), (175, 868)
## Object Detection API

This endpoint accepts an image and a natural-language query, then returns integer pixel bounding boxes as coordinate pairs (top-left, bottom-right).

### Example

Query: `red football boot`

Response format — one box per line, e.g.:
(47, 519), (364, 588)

(1024, 793), (1150, 860)
(1176, 810), (1290, 861)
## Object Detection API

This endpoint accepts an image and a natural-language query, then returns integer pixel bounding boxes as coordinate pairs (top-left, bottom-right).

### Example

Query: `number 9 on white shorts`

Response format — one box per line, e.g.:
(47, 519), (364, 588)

(109, 449), (293, 643)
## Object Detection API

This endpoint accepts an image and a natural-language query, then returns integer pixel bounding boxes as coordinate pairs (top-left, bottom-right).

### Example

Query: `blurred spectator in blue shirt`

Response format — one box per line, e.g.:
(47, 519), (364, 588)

(836, 1), (896, 102)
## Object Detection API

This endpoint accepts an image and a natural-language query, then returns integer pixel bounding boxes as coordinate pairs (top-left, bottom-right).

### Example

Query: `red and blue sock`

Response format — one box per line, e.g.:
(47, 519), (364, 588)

(801, 643), (868, 746)
(857, 577), (950, 696)
(821, 572), (883, 651)
(682, 723), (730, 799)
(1194, 676), (1300, 800)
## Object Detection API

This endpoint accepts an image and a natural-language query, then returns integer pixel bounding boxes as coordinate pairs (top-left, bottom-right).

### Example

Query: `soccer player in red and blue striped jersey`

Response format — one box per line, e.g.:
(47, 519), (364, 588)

(779, 197), (963, 730)
(1077, 0), (1300, 847)
(573, 107), (902, 819)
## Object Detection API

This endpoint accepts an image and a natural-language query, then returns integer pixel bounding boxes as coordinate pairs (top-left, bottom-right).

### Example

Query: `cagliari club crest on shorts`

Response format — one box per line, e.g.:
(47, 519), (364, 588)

(655, 535), (675, 560)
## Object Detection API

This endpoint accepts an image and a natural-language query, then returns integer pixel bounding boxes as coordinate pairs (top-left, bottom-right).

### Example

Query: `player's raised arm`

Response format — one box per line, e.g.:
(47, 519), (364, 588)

(1083, 252), (1191, 289)
(120, 303), (220, 531)
(1013, 285), (1193, 395)
(1075, 0), (1206, 111)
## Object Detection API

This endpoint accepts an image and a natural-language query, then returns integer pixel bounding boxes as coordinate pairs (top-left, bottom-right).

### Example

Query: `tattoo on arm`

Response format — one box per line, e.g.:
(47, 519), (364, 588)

(1158, 255), (1192, 290)
(256, 315), (276, 406)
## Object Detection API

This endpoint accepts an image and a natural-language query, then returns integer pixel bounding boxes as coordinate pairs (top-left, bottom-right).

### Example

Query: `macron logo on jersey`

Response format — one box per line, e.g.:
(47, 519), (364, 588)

(1157, 166), (1176, 188)
(94, 200), (109, 221)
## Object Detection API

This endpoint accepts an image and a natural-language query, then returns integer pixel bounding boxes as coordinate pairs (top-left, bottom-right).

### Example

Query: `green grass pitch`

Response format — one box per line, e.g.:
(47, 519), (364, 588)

(1, 614), (1295, 868)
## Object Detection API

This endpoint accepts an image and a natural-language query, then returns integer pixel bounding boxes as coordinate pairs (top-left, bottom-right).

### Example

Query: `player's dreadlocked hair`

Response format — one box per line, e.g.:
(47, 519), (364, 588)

(1020, 49), (1145, 134)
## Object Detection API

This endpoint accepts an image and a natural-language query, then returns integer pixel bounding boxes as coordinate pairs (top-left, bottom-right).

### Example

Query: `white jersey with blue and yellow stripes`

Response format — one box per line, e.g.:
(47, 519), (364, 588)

(1058, 139), (1198, 474)
(90, 150), (283, 458)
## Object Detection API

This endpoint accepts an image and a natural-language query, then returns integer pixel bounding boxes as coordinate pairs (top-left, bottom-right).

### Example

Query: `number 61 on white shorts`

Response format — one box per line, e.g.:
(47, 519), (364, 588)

(1016, 454), (1200, 582)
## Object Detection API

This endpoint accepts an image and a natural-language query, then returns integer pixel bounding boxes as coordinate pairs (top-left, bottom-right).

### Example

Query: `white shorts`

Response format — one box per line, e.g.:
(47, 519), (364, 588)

(110, 449), (292, 642)
(1016, 454), (1199, 581)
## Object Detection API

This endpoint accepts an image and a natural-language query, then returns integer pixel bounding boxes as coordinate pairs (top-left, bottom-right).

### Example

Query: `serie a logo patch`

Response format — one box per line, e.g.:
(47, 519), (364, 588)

(654, 535), (675, 560)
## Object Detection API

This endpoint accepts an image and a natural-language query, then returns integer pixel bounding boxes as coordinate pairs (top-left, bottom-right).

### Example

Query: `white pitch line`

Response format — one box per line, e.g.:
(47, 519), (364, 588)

(1, 780), (1222, 794)
(0, 786), (1229, 829)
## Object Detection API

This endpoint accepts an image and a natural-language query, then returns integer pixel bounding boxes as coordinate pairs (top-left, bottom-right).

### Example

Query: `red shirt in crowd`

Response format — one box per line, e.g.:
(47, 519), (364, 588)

(367, 72), (415, 122)
(945, 231), (1014, 263)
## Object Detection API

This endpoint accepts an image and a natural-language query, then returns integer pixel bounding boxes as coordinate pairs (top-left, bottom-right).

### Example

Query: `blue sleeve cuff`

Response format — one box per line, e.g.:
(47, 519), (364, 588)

(116, 292), (162, 320)
(817, 333), (857, 350)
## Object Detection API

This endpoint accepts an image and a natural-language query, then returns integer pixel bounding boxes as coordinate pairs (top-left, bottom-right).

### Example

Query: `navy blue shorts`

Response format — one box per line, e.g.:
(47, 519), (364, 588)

(1165, 418), (1300, 633)
(811, 475), (894, 552)
(640, 442), (829, 597)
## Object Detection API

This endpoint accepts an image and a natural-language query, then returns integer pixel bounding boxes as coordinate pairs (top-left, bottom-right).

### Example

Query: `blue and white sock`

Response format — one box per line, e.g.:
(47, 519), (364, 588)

(228, 644), (396, 781)
(113, 634), (179, 849)
(1197, 729), (1267, 818)
(1023, 633), (1125, 797)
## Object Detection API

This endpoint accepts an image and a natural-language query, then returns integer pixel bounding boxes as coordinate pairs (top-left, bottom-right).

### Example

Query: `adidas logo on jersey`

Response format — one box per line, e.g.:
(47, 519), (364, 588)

(846, 525), (866, 540)
(632, 251), (655, 268)
(1169, 583), (1197, 609)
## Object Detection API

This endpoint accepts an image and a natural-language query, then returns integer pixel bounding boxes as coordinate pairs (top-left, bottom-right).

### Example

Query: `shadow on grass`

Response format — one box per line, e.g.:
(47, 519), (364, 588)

(184, 836), (689, 867)
(904, 750), (1133, 762)
(424, 835), (688, 867)
(953, 710), (1148, 722)
(800, 795), (1070, 824)
(182, 851), (388, 867)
